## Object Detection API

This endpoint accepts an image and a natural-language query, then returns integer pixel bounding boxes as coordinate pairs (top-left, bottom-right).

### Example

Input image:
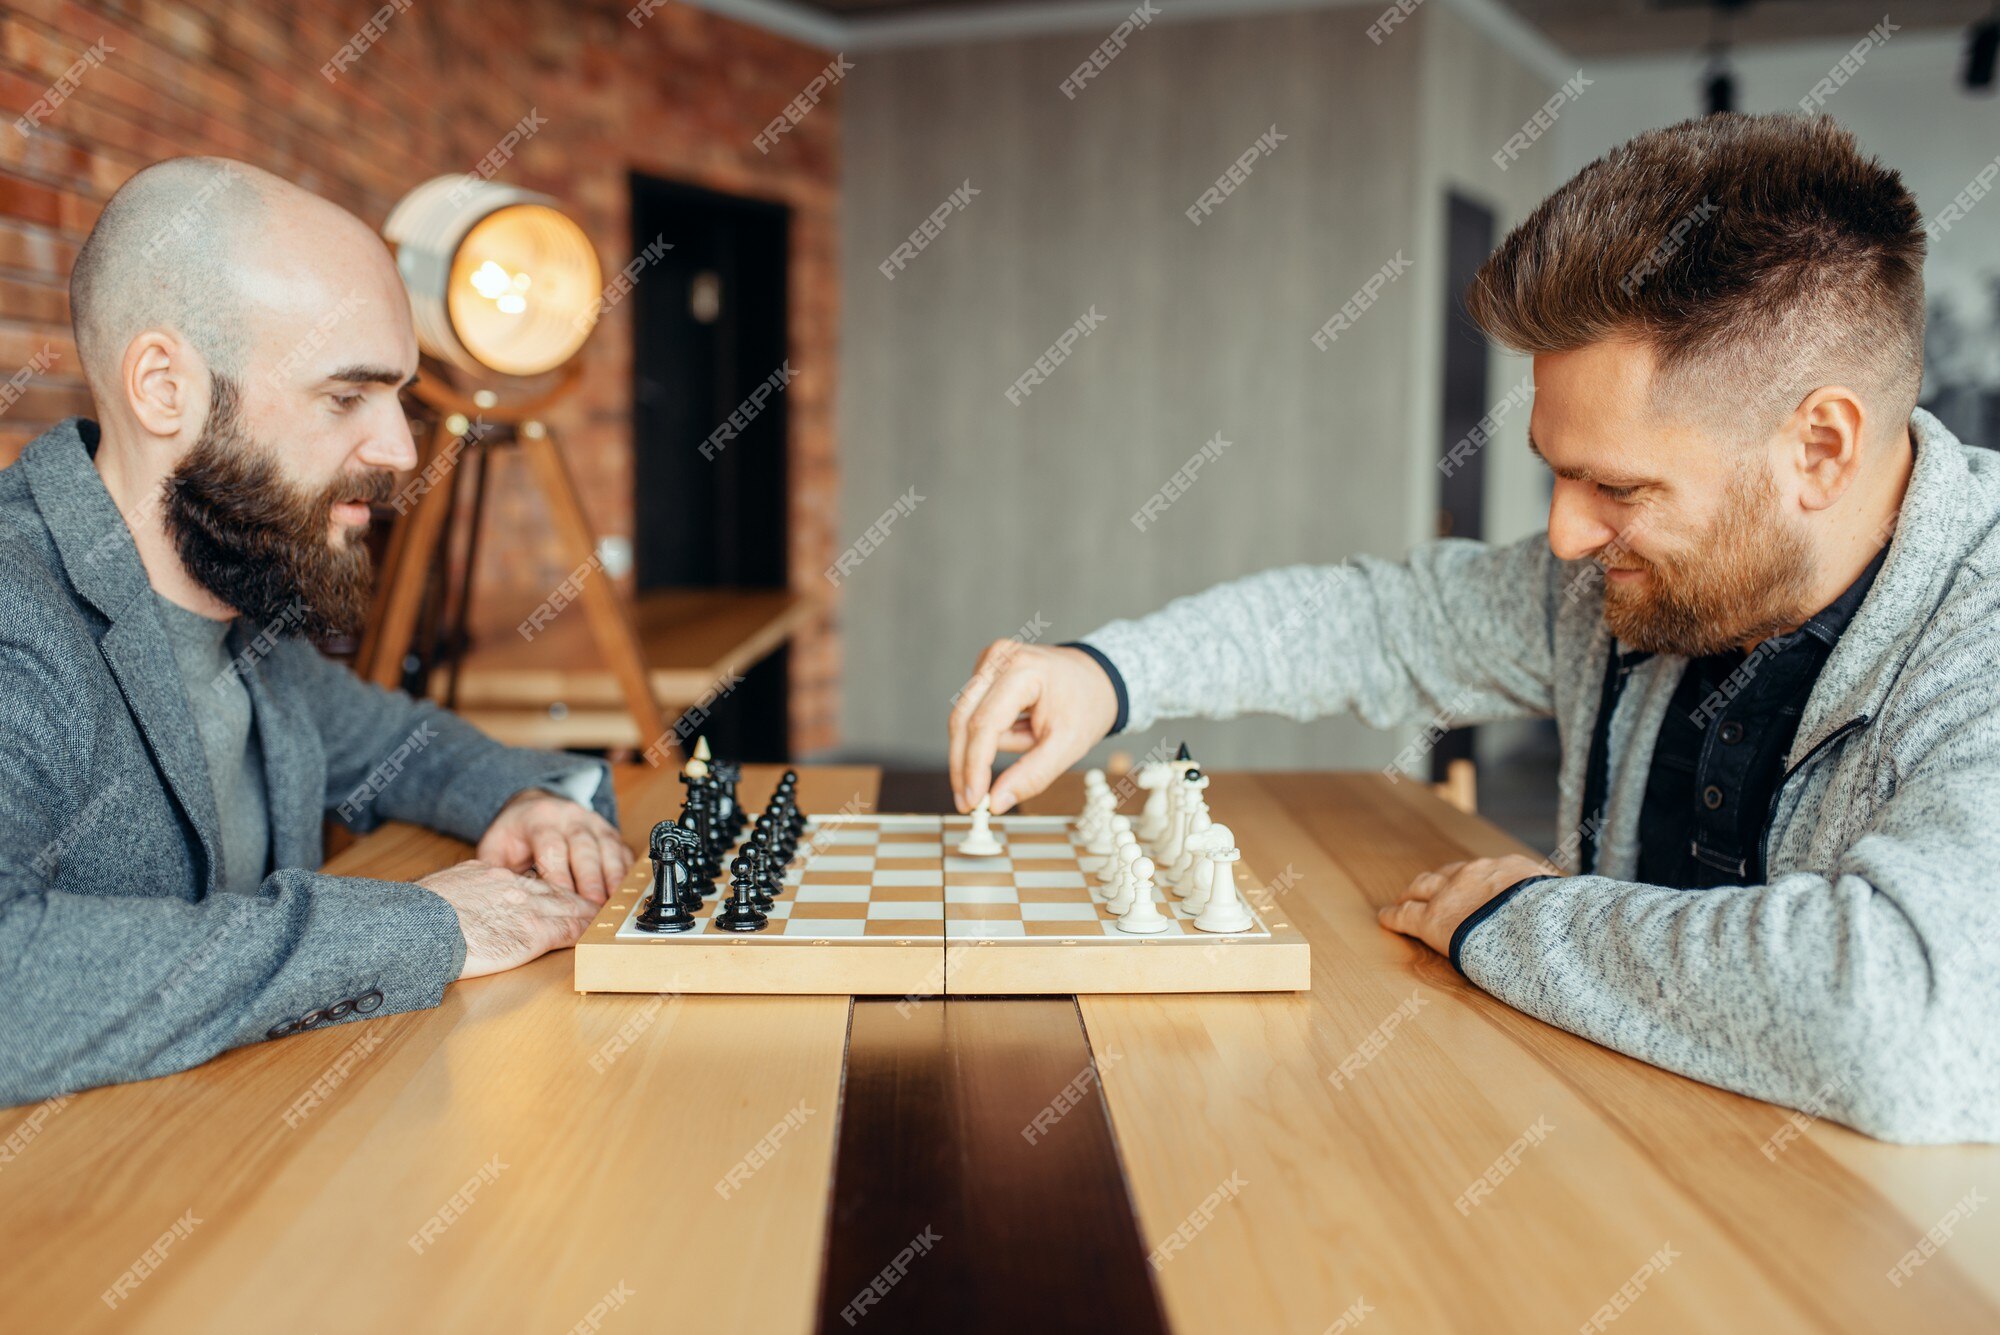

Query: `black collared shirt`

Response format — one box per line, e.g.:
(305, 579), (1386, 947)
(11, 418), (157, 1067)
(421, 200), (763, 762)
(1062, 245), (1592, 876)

(1635, 547), (1885, 889)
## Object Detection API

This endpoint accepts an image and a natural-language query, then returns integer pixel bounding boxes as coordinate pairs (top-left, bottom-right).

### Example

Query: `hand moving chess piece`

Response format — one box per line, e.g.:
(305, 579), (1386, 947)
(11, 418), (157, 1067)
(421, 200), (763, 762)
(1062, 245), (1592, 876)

(1115, 855), (1169, 934)
(958, 796), (1003, 856)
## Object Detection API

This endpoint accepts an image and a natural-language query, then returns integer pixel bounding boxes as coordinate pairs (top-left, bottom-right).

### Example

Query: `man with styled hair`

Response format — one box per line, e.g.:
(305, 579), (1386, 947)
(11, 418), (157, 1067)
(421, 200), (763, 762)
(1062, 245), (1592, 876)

(0, 157), (633, 1103)
(948, 113), (1999, 1143)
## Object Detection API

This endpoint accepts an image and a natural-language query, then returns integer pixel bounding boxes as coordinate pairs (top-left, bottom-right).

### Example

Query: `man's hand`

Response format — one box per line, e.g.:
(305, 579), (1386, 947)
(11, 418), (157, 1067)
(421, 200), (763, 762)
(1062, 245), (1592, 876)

(476, 790), (631, 905)
(416, 861), (600, 980)
(1377, 854), (1553, 957)
(947, 642), (1119, 814)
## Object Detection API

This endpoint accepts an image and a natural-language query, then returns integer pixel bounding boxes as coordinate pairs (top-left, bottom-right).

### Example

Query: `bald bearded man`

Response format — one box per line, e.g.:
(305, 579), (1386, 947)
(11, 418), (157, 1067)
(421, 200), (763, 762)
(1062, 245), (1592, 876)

(0, 157), (633, 1104)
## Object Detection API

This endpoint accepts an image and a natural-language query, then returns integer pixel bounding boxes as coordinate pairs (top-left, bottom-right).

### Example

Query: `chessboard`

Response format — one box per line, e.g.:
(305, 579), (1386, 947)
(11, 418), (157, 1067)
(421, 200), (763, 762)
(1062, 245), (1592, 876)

(573, 774), (1310, 997)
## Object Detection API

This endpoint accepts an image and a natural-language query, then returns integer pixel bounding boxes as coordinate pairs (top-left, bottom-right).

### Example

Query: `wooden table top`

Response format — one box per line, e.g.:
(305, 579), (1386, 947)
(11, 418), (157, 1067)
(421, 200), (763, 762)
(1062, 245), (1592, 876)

(5, 766), (1997, 1334)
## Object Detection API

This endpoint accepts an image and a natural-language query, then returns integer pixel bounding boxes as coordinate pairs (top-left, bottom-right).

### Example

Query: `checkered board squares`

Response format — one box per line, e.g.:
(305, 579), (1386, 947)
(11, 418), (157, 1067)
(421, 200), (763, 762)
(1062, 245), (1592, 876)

(941, 816), (1275, 941)
(611, 816), (945, 941)
(578, 808), (1309, 995)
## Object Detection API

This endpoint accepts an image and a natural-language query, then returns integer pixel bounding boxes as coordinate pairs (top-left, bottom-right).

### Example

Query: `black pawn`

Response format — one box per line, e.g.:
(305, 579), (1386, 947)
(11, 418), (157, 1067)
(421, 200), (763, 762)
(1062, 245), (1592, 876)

(636, 852), (695, 933)
(679, 809), (717, 899)
(714, 854), (769, 932)
(775, 799), (803, 866)
(747, 827), (778, 910)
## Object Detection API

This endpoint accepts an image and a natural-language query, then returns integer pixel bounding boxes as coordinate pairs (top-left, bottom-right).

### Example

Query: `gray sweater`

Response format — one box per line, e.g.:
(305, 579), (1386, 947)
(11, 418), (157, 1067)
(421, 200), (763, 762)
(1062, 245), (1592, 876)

(1083, 407), (2000, 1144)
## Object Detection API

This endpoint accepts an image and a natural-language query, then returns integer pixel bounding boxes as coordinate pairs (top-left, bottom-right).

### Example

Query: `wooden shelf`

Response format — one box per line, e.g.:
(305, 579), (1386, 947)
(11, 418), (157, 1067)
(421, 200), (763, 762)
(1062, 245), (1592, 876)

(437, 587), (821, 748)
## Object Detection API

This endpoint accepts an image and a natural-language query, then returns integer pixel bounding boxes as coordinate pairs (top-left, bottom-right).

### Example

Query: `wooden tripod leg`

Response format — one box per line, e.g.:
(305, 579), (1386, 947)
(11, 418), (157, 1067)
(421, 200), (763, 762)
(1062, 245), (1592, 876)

(517, 425), (672, 761)
(357, 417), (463, 690)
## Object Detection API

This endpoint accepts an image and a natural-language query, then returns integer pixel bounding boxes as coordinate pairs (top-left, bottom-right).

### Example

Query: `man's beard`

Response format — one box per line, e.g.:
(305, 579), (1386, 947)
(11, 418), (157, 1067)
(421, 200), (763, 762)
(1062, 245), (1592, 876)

(1599, 463), (1817, 658)
(162, 374), (395, 640)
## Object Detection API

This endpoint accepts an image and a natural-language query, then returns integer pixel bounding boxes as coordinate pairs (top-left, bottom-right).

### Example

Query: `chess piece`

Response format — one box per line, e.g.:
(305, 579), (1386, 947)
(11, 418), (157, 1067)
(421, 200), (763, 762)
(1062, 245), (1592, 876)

(1135, 761), (1171, 845)
(1193, 831), (1254, 934)
(1157, 765), (1204, 872)
(678, 809), (717, 899)
(958, 796), (1003, 856)
(1115, 855), (1169, 934)
(1180, 823), (1227, 915)
(714, 854), (769, 932)
(748, 825), (778, 910)
(1105, 841), (1143, 915)
(636, 820), (697, 932)
(1080, 769), (1115, 853)
(1166, 770), (1212, 893)
(1097, 820), (1134, 885)
(712, 759), (745, 839)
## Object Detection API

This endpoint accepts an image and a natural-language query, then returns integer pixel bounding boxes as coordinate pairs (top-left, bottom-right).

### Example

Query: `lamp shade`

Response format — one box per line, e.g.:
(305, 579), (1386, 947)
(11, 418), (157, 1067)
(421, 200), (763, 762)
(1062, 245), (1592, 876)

(383, 175), (602, 377)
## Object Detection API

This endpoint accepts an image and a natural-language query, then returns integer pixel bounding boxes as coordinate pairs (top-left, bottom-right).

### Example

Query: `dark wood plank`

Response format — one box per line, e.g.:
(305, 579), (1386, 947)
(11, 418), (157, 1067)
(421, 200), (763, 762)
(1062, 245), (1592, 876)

(818, 998), (1171, 1334)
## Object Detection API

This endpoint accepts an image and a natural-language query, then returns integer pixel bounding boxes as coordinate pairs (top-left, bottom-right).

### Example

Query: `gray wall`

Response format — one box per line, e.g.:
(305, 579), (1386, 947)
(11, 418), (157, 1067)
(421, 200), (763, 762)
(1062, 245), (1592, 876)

(836, 5), (1558, 772)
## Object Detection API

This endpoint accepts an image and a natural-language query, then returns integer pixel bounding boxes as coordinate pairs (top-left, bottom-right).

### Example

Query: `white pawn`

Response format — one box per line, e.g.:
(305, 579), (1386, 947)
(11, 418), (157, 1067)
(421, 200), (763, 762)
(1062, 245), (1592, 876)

(1135, 762), (1170, 845)
(958, 796), (1003, 857)
(1105, 840), (1142, 914)
(1181, 823), (1228, 915)
(1081, 770), (1115, 853)
(1166, 779), (1212, 893)
(1193, 835), (1253, 934)
(1157, 766), (1205, 871)
(1096, 819), (1134, 885)
(1116, 855), (1170, 934)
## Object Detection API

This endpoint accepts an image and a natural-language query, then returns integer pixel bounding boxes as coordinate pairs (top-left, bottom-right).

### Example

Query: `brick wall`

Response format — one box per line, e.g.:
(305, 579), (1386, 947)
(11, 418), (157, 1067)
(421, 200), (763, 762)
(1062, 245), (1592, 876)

(0, 0), (842, 753)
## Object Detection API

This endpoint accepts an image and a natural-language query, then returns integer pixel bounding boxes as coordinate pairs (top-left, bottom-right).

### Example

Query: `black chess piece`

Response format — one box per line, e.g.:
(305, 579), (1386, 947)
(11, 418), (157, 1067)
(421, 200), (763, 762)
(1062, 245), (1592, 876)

(768, 795), (801, 865)
(1176, 741), (1192, 763)
(636, 821), (696, 933)
(680, 773), (724, 880)
(747, 826), (778, 910)
(678, 809), (717, 899)
(714, 853), (769, 932)
(713, 760), (747, 838)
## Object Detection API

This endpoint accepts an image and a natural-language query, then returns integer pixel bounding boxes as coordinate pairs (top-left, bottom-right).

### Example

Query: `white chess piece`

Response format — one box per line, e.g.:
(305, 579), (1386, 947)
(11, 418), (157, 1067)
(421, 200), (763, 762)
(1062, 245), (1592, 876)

(1180, 823), (1227, 915)
(1081, 770), (1114, 853)
(1157, 766), (1205, 870)
(1135, 762), (1170, 845)
(1097, 820), (1134, 885)
(1166, 774), (1212, 892)
(1193, 834), (1253, 934)
(1115, 855), (1169, 934)
(958, 797), (1003, 857)
(1105, 841), (1142, 914)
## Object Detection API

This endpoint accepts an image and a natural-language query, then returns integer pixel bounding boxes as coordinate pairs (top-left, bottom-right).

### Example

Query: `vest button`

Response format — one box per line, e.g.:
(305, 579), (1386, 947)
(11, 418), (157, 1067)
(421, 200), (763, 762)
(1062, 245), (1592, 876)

(1702, 785), (1725, 810)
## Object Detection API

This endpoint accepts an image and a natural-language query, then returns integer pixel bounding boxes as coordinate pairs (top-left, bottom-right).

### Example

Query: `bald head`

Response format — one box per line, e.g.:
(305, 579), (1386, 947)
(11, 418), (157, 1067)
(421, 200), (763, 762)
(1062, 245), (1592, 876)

(70, 156), (411, 408)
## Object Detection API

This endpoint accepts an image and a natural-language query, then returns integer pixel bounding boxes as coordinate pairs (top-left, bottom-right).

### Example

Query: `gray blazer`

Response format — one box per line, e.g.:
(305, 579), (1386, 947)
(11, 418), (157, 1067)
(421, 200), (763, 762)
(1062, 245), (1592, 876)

(0, 419), (616, 1105)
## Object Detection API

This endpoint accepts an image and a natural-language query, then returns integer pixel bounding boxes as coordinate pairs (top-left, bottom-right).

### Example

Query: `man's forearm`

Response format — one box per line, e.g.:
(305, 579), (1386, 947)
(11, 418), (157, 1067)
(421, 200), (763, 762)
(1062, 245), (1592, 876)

(1078, 535), (1562, 736)
(1455, 871), (1994, 1143)
(0, 867), (462, 1105)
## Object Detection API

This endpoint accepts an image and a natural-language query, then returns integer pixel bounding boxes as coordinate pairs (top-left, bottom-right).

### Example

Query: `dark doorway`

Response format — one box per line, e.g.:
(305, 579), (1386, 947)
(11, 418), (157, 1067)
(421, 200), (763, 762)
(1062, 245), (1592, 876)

(1432, 190), (1496, 782)
(629, 173), (793, 760)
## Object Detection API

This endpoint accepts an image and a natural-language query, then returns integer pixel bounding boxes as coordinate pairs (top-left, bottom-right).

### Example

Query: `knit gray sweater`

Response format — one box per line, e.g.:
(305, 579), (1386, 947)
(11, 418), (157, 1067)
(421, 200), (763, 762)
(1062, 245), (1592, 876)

(1082, 408), (2000, 1144)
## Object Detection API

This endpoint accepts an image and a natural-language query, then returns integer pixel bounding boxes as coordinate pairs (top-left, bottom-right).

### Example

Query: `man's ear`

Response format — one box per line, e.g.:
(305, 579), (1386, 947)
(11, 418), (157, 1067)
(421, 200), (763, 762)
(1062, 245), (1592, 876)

(1787, 385), (1866, 513)
(121, 329), (206, 440)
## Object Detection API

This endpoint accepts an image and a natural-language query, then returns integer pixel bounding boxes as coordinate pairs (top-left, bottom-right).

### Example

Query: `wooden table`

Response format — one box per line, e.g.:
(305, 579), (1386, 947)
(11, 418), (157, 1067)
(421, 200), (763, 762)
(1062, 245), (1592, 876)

(5, 768), (1997, 1333)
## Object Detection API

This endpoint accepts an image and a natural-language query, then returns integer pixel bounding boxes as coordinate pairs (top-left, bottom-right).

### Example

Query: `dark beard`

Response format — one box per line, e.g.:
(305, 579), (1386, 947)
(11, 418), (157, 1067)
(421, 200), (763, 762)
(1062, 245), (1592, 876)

(1600, 465), (1817, 658)
(162, 373), (395, 640)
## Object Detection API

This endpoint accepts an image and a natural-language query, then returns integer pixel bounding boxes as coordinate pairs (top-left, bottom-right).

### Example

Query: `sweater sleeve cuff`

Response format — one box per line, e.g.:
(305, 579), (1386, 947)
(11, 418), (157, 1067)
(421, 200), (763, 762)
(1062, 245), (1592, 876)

(1061, 641), (1129, 737)
(1449, 874), (1553, 977)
